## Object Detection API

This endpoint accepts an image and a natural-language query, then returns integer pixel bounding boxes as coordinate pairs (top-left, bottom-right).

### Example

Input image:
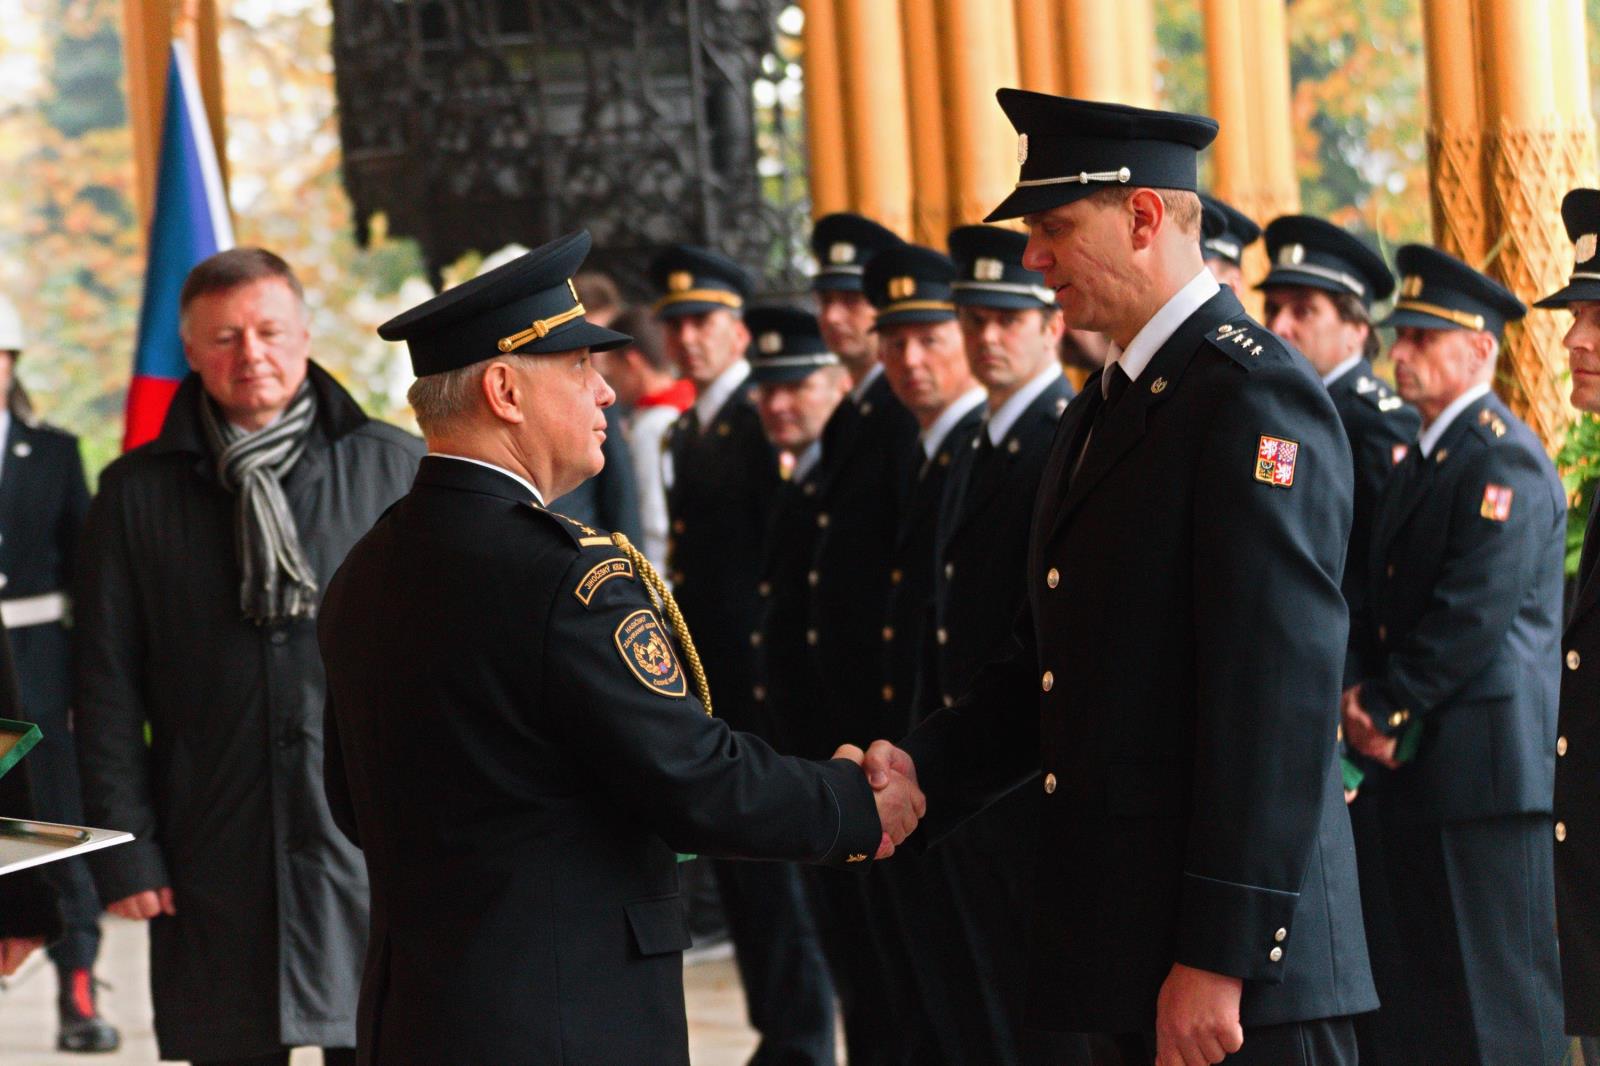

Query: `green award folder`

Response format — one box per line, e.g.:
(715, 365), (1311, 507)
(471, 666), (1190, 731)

(0, 718), (41, 781)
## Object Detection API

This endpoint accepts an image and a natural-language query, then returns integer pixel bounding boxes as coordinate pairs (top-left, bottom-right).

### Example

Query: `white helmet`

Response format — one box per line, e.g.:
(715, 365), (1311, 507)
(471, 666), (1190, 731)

(475, 243), (531, 278)
(0, 294), (22, 352)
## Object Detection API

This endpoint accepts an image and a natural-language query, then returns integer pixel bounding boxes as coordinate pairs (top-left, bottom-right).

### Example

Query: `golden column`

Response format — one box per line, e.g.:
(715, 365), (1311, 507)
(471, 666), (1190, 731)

(1013, 0), (1061, 94)
(1117, 0), (1157, 109)
(802, 0), (851, 218)
(1475, 0), (1579, 447)
(1241, 0), (1298, 223)
(935, 0), (1021, 228)
(1202, 0), (1257, 216)
(902, 0), (950, 243)
(1421, 0), (1487, 265)
(123, 0), (229, 228)
(833, 0), (915, 238)
(1059, 0), (1125, 102)
(1552, 0), (1599, 193)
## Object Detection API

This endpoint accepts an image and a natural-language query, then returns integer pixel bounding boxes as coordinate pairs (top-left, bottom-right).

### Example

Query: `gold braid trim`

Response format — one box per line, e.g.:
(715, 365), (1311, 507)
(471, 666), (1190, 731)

(610, 532), (713, 716)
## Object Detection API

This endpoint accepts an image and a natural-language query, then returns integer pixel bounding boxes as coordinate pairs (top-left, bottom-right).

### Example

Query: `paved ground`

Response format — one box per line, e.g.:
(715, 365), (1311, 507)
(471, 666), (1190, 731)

(0, 917), (775, 1064)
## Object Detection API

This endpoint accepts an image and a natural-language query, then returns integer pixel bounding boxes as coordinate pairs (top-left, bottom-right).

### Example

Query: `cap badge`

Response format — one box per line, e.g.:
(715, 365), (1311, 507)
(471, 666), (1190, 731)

(888, 276), (917, 300)
(1400, 275), (1424, 298)
(1277, 243), (1306, 266)
(758, 331), (784, 355)
(829, 241), (856, 265)
(1255, 435), (1299, 488)
(668, 271), (694, 293)
(1017, 133), (1029, 165)
(1578, 233), (1598, 264)
(974, 257), (1005, 282)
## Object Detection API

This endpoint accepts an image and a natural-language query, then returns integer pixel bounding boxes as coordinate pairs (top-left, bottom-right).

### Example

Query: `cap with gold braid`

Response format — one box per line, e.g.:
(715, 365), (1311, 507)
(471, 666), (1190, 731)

(1383, 244), (1525, 337)
(650, 244), (752, 319)
(863, 244), (958, 330)
(378, 231), (631, 377)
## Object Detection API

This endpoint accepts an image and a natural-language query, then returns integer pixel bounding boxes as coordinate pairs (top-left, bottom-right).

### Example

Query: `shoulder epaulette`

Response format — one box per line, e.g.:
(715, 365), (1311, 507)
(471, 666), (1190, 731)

(1469, 405), (1510, 442)
(1204, 319), (1279, 369)
(1351, 375), (1408, 414)
(522, 503), (615, 549)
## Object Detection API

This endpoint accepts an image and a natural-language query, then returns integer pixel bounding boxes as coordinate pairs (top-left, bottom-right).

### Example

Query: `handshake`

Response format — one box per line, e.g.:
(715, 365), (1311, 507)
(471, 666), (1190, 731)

(833, 740), (924, 860)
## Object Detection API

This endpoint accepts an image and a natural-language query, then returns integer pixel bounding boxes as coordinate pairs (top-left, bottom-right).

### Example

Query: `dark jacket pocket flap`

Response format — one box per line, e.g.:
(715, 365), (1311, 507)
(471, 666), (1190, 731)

(624, 895), (691, 957)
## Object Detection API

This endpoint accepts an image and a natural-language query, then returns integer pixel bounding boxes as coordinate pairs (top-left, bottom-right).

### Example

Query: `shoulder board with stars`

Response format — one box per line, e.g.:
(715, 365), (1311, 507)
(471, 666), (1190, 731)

(1472, 407), (1509, 440)
(522, 503), (617, 549)
(1352, 375), (1406, 414)
(1204, 319), (1278, 368)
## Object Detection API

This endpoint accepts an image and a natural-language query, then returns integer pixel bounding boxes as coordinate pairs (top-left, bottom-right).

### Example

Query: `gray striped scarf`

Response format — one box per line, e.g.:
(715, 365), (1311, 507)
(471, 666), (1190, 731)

(199, 380), (320, 625)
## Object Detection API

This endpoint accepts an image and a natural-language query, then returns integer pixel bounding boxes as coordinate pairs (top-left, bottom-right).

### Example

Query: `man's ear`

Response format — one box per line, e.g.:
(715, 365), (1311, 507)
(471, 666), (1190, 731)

(480, 360), (528, 425)
(1127, 188), (1166, 251)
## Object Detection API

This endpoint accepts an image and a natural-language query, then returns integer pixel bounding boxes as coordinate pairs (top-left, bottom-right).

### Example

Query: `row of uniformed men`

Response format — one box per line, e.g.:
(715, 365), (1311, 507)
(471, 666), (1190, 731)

(646, 170), (1600, 1065)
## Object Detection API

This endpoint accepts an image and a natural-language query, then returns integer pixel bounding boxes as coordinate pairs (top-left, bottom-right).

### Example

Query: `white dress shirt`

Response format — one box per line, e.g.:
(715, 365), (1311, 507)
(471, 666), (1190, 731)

(1103, 269), (1222, 395)
(792, 441), (823, 484)
(429, 453), (545, 505)
(1321, 353), (1365, 388)
(986, 364), (1064, 446)
(694, 360), (751, 430)
(850, 361), (885, 405)
(1418, 382), (1491, 458)
(921, 387), (988, 461)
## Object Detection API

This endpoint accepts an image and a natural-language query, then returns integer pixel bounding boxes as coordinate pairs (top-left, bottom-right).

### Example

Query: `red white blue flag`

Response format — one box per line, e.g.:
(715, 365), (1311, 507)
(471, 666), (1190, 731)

(123, 40), (234, 451)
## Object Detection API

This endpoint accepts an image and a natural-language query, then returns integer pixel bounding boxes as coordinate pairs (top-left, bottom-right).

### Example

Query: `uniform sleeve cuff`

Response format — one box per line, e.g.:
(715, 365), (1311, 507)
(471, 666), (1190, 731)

(1176, 871), (1298, 984)
(1359, 682), (1412, 736)
(815, 758), (883, 870)
(88, 836), (169, 905)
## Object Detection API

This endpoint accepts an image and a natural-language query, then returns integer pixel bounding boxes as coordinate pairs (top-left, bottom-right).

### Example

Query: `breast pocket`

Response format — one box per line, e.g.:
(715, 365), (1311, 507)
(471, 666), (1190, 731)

(624, 894), (692, 957)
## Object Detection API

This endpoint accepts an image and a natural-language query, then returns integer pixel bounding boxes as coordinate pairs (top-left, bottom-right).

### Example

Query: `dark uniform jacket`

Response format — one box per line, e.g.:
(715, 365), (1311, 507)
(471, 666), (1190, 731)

(665, 378), (779, 735)
(928, 375), (1073, 709)
(806, 371), (922, 753)
(318, 457), (882, 1066)
(1327, 361), (1421, 685)
(880, 403), (983, 739)
(902, 288), (1377, 1034)
(74, 366), (423, 1060)
(755, 463), (826, 757)
(1557, 493), (1600, 1035)
(1356, 391), (1564, 824)
(0, 619), (62, 944)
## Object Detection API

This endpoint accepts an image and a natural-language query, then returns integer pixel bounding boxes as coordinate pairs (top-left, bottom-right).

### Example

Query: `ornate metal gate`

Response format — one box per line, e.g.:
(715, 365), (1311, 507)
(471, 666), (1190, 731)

(330, 0), (810, 297)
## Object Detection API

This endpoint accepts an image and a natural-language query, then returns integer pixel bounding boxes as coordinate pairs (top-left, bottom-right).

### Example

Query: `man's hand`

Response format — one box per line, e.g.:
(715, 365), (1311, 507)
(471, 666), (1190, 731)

(834, 743), (926, 859)
(107, 887), (176, 921)
(0, 936), (44, 977)
(1340, 685), (1398, 768)
(1155, 962), (1244, 1066)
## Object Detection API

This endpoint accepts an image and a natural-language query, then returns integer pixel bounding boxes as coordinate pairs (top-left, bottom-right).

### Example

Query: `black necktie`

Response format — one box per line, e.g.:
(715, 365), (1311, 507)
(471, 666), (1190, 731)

(1071, 363), (1132, 483)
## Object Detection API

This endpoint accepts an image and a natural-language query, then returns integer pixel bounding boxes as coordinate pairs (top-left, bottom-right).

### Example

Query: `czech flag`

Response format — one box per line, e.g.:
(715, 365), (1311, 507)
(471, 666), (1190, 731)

(123, 40), (234, 451)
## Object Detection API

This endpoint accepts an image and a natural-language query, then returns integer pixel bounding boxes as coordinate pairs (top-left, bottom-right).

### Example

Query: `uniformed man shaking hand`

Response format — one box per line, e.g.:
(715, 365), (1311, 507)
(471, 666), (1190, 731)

(318, 232), (923, 1066)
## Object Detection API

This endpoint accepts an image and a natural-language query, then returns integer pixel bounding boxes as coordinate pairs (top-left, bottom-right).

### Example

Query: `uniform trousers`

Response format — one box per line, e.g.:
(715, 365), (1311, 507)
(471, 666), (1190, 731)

(1379, 810), (1565, 1065)
(1345, 783), (1417, 1066)
(805, 866), (899, 1066)
(14, 622), (102, 972)
(1094, 1015), (1357, 1065)
(710, 858), (836, 1066)
(199, 1050), (354, 1066)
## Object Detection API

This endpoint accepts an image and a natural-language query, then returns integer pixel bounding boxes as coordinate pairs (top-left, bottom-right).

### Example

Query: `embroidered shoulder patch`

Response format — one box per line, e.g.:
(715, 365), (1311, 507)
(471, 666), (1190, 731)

(1255, 435), (1299, 488)
(574, 557), (635, 606)
(614, 609), (687, 698)
(1480, 483), (1514, 522)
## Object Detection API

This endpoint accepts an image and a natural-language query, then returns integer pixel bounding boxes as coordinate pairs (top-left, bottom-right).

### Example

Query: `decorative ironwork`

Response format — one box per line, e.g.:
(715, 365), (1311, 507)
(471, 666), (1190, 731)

(330, 0), (812, 297)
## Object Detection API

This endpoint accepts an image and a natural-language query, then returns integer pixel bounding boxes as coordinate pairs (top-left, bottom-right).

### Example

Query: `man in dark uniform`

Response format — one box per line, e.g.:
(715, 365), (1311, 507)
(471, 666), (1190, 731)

(1541, 188), (1600, 1050)
(876, 224), (1082, 1066)
(1342, 244), (1566, 1065)
(0, 616), (63, 979)
(1198, 193), (1260, 294)
(1257, 214), (1420, 1066)
(322, 233), (923, 1066)
(864, 90), (1376, 1066)
(654, 246), (839, 1065)
(0, 294), (118, 1051)
(803, 214), (919, 1065)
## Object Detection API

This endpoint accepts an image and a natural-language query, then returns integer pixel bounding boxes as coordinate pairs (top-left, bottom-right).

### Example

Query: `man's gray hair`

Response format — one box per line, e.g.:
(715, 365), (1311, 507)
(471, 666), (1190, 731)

(407, 354), (539, 437)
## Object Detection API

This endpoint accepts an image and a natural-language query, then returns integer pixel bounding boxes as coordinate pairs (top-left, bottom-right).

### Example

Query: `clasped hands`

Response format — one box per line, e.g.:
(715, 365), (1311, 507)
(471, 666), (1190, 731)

(832, 739), (924, 860)
(1340, 684), (1398, 769)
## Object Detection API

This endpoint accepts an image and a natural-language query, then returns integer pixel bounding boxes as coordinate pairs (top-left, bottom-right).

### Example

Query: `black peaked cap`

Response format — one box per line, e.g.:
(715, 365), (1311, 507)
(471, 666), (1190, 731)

(1534, 188), (1600, 308)
(1200, 194), (1262, 266)
(746, 305), (839, 384)
(947, 225), (1054, 310)
(1384, 244), (1525, 336)
(863, 245), (958, 330)
(812, 214), (906, 293)
(650, 245), (752, 319)
(1258, 215), (1395, 307)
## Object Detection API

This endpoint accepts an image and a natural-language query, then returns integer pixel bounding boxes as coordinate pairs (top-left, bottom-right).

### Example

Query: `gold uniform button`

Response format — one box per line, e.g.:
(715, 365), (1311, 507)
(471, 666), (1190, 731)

(943, 693), (955, 708)
(882, 626), (895, 642)
(936, 627), (948, 645)
(1047, 567), (1060, 589)
(1269, 947), (1283, 963)
(672, 519), (685, 534)
(1387, 710), (1409, 728)
(890, 569), (903, 585)
(750, 632), (762, 647)
(806, 629), (819, 646)
(945, 562), (955, 580)
(757, 581), (771, 597)
(753, 684), (766, 700)
(1274, 928), (1287, 943)
(807, 570), (819, 587)
(1557, 821), (1568, 843)
(1043, 772), (1057, 794)
(1041, 670), (1055, 692)
(881, 685), (894, 702)
(1558, 736), (1569, 757)
(817, 513), (830, 528)
(1568, 649), (1582, 671)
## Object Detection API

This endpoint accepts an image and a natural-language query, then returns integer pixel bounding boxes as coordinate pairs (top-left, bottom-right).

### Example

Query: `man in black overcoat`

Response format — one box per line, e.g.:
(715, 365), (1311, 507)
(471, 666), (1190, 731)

(1543, 188), (1600, 1049)
(863, 90), (1376, 1066)
(1343, 244), (1566, 1065)
(321, 234), (923, 1066)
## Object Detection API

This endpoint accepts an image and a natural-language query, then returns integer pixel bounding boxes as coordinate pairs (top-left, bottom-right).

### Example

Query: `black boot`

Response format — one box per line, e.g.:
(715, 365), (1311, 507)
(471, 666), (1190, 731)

(57, 967), (120, 1053)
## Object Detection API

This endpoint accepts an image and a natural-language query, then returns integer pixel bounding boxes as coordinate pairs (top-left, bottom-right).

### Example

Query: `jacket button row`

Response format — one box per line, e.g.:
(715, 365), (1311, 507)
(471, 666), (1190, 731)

(807, 570), (819, 587)
(1568, 649), (1582, 671)
(1274, 927), (1287, 942)
(1558, 736), (1569, 757)
(1269, 947), (1283, 963)
(1041, 670), (1054, 692)
(1046, 567), (1059, 589)
(1043, 772), (1056, 794)
(936, 627), (948, 645)
(806, 629), (818, 646)
(1557, 821), (1568, 843)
